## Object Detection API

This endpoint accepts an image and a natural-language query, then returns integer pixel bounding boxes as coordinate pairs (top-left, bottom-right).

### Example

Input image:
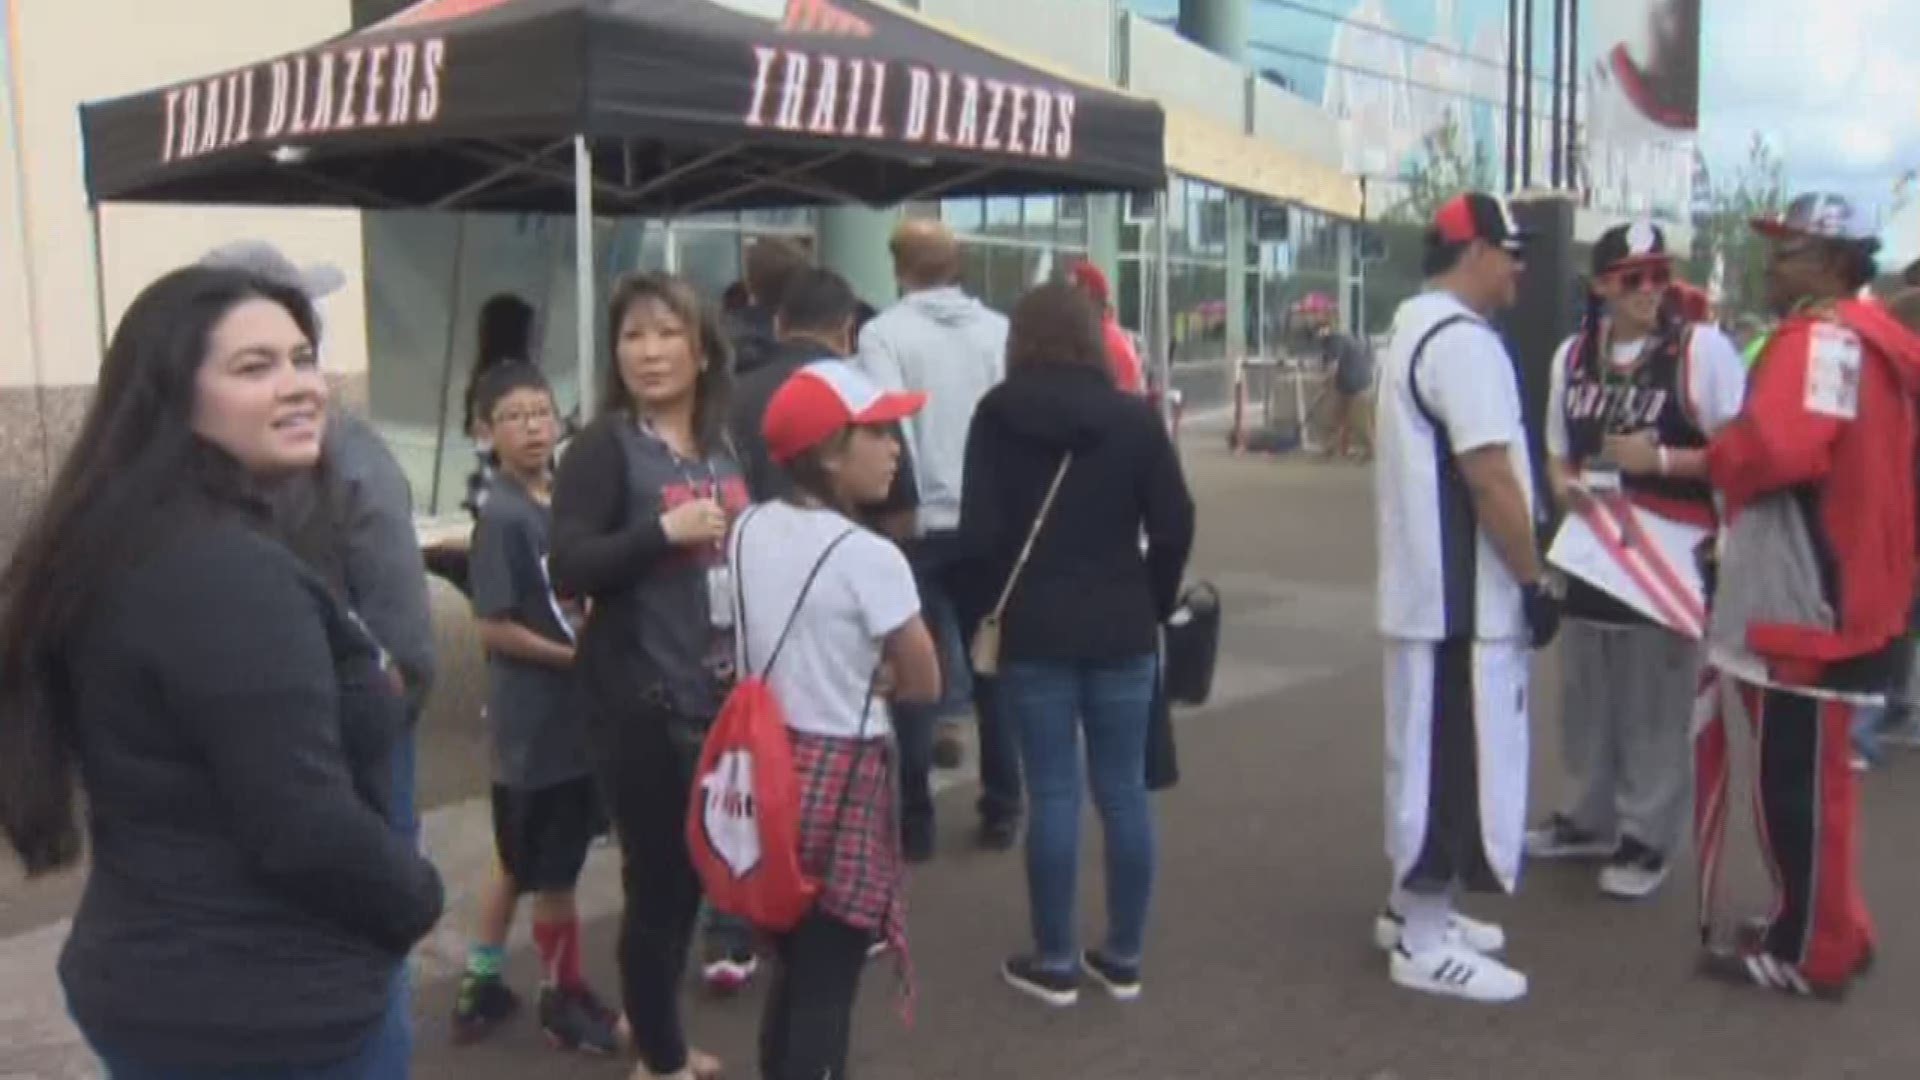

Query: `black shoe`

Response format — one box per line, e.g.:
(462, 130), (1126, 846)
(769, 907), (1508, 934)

(451, 974), (520, 1045)
(1001, 955), (1080, 1007)
(538, 986), (620, 1055)
(977, 816), (1020, 851)
(1080, 949), (1142, 1001)
(1597, 836), (1669, 900)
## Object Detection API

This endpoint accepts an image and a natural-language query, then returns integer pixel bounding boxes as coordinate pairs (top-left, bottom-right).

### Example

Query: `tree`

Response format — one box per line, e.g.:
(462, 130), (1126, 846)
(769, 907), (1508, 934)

(1687, 133), (1787, 324)
(1387, 112), (1496, 225)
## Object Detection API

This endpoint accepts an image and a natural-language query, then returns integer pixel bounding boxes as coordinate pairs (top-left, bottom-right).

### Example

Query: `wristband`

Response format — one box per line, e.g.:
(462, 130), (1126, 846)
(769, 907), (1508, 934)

(1657, 447), (1671, 476)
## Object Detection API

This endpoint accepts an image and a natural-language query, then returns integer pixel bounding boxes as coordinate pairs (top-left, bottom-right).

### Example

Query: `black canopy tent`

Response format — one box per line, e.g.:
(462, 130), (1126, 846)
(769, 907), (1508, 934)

(78, 0), (1171, 419)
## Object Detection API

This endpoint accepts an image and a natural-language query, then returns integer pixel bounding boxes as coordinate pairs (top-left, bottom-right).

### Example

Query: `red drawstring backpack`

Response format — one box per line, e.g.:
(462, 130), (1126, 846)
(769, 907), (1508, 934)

(686, 514), (857, 932)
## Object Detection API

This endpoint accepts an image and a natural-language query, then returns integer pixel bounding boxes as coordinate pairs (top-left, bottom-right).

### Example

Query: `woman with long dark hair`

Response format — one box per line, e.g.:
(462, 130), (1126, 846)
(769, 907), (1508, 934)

(0, 267), (443, 1077)
(960, 283), (1194, 1007)
(549, 273), (748, 1080)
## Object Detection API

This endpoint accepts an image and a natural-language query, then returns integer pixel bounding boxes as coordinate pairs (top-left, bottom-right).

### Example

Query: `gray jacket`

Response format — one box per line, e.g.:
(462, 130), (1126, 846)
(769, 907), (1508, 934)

(856, 287), (1007, 534)
(271, 410), (436, 709)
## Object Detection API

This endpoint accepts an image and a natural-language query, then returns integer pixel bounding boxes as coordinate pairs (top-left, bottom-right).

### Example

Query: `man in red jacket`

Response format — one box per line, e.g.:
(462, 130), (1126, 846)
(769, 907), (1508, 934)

(1069, 261), (1146, 394)
(1614, 193), (1920, 997)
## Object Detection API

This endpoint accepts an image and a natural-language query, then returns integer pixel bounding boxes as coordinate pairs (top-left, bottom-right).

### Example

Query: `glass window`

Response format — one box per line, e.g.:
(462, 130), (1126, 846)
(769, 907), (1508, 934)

(944, 197), (985, 234)
(1117, 257), (1144, 336)
(986, 245), (1028, 314)
(1023, 195), (1057, 243)
(1060, 193), (1088, 246)
(961, 243), (992, 302)
(674, 228), (743, 301)
(985, 196), (1022, 236)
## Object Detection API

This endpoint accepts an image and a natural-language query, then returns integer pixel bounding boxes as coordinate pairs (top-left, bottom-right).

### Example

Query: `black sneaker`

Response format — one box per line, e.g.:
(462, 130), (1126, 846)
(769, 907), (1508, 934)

(1523, 813), (1614, 860)
(1597, 836), (1669, 900)
(1080, 950), (1141, 1001)
(931, 729), (966, 769)
(451, 973), (520, 1045)
(977, 815), (1020, 852)
(538, 986), (620, 1055)
(1002, 955), (1080, 1007)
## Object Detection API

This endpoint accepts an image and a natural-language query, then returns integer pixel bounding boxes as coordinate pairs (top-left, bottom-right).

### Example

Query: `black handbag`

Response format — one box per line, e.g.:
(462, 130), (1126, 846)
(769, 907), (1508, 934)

(1163, 582), (1221, 707)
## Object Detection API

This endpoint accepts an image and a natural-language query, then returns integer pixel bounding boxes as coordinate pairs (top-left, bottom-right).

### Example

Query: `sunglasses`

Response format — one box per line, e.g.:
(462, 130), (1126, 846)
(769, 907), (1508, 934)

(1610, 266), (1671, 292)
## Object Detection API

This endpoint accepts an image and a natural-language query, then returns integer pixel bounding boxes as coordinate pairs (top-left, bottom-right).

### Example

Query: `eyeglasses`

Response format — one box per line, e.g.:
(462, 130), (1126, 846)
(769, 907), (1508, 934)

(1611, 266), (1672, 292)
(491, 405), (555, 427)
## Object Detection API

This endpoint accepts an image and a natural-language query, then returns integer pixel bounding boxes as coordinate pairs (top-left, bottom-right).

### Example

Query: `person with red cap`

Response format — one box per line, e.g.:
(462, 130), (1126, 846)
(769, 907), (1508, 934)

(1608, 192), (1920, 998)
(1525, 222), (1747, 903)
(1069, 260), (1147, 395)
(1373, 192), (1558, 1004)
(734, 359), (942, 1079)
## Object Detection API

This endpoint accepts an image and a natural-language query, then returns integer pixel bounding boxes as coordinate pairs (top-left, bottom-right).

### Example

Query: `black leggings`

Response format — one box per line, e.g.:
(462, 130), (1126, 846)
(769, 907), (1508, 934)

(589, 698), (704, 1075)
(759, 913), (873, 1080)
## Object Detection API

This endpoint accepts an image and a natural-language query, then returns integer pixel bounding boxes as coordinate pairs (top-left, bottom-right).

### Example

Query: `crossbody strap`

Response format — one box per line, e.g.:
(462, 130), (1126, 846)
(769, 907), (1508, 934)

(733, 506), (859, 678)
(987, 452), (1073, 622)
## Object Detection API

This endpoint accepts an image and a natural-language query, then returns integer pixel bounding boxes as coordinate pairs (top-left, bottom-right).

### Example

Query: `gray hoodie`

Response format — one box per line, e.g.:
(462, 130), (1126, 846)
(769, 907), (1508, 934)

(855, 286), (1007, 533)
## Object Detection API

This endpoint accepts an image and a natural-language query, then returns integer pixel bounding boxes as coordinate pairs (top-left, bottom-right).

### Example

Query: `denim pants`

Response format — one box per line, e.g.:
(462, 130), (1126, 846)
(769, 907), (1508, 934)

(1000, 654), (1158, 967)
(90, 970), (411, 1079)
(894, 534), (1022, 840)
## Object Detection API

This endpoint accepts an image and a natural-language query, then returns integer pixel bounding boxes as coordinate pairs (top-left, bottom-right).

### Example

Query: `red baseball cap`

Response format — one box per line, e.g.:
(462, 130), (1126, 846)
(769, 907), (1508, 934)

(1069, 261), (1111, 305)
(763, 360), (927, 464)
(1431, 192), (1530, 253)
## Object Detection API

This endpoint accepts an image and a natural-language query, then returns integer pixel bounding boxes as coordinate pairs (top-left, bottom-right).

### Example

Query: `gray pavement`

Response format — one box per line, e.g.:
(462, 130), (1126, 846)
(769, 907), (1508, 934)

(5, 436), (1919, 1079)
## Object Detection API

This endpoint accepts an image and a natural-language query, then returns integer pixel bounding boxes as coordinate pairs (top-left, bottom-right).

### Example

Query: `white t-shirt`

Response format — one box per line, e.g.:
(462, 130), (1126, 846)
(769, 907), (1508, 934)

(1544, 322), (1748, 458)
(729, 502), (920, 740)
(1375, 290), (1537, 642)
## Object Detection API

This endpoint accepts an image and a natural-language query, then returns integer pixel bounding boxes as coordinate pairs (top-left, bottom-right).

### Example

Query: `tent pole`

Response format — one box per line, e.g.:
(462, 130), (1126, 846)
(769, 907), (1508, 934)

(574, 135), (597, 420)
(425, 216), (471, 515)
(1153, 185), (1173, 430)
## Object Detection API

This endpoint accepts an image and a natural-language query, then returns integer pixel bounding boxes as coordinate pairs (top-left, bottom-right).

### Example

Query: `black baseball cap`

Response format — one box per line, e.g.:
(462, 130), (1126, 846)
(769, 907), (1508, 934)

(1431, 192), (1531, 253)
(1591, 222), (1671, 276)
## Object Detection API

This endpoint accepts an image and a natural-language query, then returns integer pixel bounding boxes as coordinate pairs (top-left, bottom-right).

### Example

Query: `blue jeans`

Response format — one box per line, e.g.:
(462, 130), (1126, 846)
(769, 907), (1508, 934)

(894, 535), (1022, 840)
(1000, 654), (1158, 967)
(91, 970), (411, 1079)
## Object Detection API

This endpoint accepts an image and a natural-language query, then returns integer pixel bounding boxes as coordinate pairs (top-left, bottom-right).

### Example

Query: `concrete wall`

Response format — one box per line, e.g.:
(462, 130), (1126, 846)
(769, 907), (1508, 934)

(1122, 14), (1245, 129)
(920, 0), (1116, 81)
(1251, 76), (1341, 172)
(1, 0), (365, 550)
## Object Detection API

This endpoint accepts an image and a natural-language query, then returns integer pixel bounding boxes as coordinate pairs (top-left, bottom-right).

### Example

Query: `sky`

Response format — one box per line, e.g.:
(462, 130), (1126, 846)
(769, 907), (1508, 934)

(1698, 0), (1920, 263)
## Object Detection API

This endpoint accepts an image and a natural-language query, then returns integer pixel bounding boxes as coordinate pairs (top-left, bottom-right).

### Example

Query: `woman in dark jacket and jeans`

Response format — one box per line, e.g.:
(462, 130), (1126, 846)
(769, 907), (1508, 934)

(0, 267), (444, 1077)
(961, 282), (1195, 1007)
(549, 273), (749, 1080)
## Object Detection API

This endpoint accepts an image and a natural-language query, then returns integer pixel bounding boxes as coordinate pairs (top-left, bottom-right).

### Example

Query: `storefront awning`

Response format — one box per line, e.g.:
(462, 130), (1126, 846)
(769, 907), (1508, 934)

(1163, 107), (1360, 219)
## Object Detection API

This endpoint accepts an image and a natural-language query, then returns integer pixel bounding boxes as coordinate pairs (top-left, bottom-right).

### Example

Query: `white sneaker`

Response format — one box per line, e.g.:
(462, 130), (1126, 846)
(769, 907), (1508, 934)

(1390, 942), (1528, 1003)
(1372, 908), (1507, 954)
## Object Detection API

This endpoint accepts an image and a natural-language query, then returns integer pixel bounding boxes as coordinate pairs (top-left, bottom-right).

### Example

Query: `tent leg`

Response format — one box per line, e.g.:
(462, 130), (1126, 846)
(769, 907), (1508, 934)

(88, 205), (108, 359)
(425, 216), (471, 514)
(1153, 187), (1173, 430)
(574, 135), (597, 420)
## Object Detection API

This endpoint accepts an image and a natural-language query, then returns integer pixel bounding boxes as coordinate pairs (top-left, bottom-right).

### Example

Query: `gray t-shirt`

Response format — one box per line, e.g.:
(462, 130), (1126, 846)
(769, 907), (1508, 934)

(469, 479), (590, 789)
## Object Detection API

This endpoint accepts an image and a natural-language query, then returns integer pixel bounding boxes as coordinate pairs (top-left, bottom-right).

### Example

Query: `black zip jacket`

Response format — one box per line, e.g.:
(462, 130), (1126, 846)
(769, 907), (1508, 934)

(959, 364), (1196, 663)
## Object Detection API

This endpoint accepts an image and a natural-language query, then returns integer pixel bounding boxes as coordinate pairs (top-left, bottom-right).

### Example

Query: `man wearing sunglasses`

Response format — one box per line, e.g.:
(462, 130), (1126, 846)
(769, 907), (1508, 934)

(1527, 223), (1746, 902)
(1614, 193), (1920, 998)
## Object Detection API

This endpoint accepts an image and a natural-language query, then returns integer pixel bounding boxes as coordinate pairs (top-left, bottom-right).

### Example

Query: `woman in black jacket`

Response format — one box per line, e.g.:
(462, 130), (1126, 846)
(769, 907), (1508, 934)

(961, 282), (1195, 1008)
(0, 267), (443, 1078)
(549, 273), (748, 1080)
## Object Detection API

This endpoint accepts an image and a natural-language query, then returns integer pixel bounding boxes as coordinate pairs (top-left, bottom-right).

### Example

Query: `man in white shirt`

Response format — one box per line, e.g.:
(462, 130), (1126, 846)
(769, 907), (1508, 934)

(1372, 192), (1559, 1004)
(856, 219), (1019, 858)
(1524, 223), (1747, 902)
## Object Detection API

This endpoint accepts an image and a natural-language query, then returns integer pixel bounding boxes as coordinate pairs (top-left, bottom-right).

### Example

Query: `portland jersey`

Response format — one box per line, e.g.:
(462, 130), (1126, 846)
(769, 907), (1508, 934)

(1559, 321), (1714, 522)
(1376, 291), (1537, 643)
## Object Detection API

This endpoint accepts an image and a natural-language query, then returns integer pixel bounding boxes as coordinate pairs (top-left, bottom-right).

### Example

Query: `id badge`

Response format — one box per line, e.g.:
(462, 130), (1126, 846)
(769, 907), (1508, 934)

(1581, 466), (1622, 494)
(706, 564), (735, 630)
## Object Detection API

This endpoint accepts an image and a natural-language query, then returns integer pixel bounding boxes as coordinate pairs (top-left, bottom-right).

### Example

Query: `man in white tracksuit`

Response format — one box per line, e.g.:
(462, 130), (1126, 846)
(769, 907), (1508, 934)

(1372, 193), (1560, 1003)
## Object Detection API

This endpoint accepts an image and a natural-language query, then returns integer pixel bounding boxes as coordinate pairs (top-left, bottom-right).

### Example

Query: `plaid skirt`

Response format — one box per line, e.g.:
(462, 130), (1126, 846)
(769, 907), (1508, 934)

(791, 729), (912, 1009)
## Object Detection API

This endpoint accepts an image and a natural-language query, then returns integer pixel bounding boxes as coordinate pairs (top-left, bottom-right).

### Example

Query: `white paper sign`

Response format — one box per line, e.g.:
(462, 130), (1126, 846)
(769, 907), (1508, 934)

(1549, 495), (1710, 638)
